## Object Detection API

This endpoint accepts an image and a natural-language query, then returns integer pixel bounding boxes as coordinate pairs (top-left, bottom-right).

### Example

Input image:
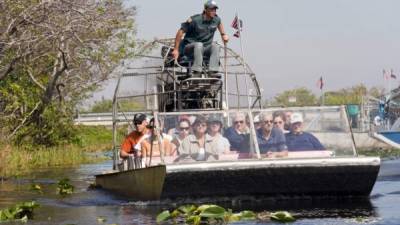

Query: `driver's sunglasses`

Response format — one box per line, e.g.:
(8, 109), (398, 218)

(180, 127), (190, 131)
(234, 120), (244, 124)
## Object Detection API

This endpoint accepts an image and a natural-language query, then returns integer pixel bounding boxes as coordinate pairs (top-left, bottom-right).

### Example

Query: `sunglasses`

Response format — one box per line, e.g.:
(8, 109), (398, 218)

(234, 120), (244, 124)
(274, 121), (283, 124)
(180, 127), (190, 131)
(263, 120), (273, 124)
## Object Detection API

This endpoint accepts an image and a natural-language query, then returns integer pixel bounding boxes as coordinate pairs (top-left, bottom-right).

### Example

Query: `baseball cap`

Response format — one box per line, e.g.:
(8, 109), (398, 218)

(133, 113), (147, 125)
(290, 113), (303, 124)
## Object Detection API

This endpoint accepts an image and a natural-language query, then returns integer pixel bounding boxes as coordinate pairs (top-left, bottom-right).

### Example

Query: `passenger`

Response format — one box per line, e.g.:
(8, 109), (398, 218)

(207, 116), (230, 154)
(120, 113), (149, 159)
(253, 115), (261, 130)
(285, 112), (326, 151)
(167, 114), (191, 136)
(283, 110), (293, 131)
(256, 112), (288, 157)
(171, 0), (229, 77)
(176, 116), (218, 161)
(171, 118), (192, 150)
(142, 118), (176, 157)
(224, 112), (250, 152)
(273, 111), (289, 133)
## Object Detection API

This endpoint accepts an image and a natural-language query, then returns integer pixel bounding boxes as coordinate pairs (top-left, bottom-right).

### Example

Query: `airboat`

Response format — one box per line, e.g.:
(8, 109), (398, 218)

(362, 90), (400, 148)
(95, 38), (380, 200)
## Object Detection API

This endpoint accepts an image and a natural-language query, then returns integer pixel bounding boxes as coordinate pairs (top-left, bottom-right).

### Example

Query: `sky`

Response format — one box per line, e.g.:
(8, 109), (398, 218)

(92, 0), (400, 102)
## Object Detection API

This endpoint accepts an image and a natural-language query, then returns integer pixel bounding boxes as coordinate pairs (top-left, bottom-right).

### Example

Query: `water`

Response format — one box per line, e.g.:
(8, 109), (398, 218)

(1, 159), (399, 225)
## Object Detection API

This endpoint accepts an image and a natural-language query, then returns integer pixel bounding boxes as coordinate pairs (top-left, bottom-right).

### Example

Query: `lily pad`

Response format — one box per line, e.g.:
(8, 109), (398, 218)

(199, 205), (226, 218)
(156, 210), (170, 223)
(57, 178), (74, 195)
(270, 211), (296, 222)
(178, 204), (197, 215)
(0, 201), (39, 222)
(239, 210), (256, 220)
(97, 216), (107, 223)
(186, 215), (201, 225)
(195, 204), (218, 213)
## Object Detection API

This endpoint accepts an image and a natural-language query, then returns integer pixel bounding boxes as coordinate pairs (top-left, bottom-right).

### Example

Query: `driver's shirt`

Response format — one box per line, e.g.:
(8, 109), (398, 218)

(179, 13), (221, 53)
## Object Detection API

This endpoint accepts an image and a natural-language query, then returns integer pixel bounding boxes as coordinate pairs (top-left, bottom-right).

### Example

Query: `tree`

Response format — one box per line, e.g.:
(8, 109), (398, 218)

(323, 84), (383, 105)
(273, 87), (317, 107)
(0, 0), (142, 146)
(88, 98), (145, 113)
(89, 99), (113, 113)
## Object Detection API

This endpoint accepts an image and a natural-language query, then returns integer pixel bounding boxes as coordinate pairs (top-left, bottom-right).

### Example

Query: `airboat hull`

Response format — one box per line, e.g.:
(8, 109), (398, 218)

(95, 165), (166, 201)
(378, 131), (400, 144)
(95, 157), (380, 200)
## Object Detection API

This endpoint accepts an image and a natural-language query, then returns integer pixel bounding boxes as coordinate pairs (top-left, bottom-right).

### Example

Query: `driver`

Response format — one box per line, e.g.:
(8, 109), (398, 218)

(172, 0), (229, 77)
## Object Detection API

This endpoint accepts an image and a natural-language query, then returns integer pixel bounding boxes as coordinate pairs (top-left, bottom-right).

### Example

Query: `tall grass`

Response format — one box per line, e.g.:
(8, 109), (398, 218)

(358, 147), (400, 159)
(0, 125), (113, 178)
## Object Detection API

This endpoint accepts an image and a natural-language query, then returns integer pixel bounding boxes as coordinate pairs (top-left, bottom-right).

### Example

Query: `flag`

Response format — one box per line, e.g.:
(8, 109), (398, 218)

(316, 76), (324, 90)
(233, 30), (240, 38)
(383, 69), (389, 80)
(231, 15), (243, 30)
(231, 14), (243, 38)
(391, 69), (396, 79)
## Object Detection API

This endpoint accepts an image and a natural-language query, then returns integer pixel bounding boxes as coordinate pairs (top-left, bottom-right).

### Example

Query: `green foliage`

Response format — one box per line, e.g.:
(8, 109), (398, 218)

(324, 84), (384, 105)
(273, 87), (317, 107)
(178, 205), (197, 215)
(97, 216), (107, 223)
(156, 204), (259, 225)
(118, 100), (145, 112)
(358, 147), (400, 159)
(89, 99), (113, 113)
(30, 184), (43, 194)
(156, 204), (296, 224)
(87, 98), (145, 113)
(0, 0), (142, 147)
(156, 210), (171, 223)
(270, 84), (385, 107)
(237, 210), (257, 220)
(15, 103), (77, 147)
(0, 126), (111, 178)
(270, 211), (296, 222)
(0, 201), (39, 222)
(198, 205), (226, 218)
(57, 178), (74, 196)
(71, 125), (112, 150)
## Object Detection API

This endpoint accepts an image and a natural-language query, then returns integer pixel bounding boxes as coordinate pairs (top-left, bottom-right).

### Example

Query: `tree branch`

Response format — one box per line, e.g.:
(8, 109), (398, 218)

(27, 67), (45, 90)
(7, 102), (41, 139)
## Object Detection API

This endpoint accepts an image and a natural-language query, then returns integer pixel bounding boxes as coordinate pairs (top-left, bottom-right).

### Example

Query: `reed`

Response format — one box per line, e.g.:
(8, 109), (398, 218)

(0, 125), (113, 178)
(357, 147), (400, 159)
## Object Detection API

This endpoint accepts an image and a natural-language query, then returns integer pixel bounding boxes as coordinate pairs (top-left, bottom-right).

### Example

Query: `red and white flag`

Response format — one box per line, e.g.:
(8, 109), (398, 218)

(316, 76), (324, 90)
(231, 14), (243, 38)
(390, 69), (397, 79)
(383, 69), (389, 80)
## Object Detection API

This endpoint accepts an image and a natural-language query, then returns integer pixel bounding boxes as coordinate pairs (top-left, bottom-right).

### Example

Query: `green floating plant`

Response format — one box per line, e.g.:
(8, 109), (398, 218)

(156, 204), (262, 225)
(30, 183), (43, 194)
(57, 178), (74, 196)
(270, 211), (296, 222)
(157, 204), (296, 224)
(0, 201), (39, 222)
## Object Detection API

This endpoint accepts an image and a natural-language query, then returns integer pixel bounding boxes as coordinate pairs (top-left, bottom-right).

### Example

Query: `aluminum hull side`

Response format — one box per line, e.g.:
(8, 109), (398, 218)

(161, 157), (380, 199)
(95, 165), (166, 200)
